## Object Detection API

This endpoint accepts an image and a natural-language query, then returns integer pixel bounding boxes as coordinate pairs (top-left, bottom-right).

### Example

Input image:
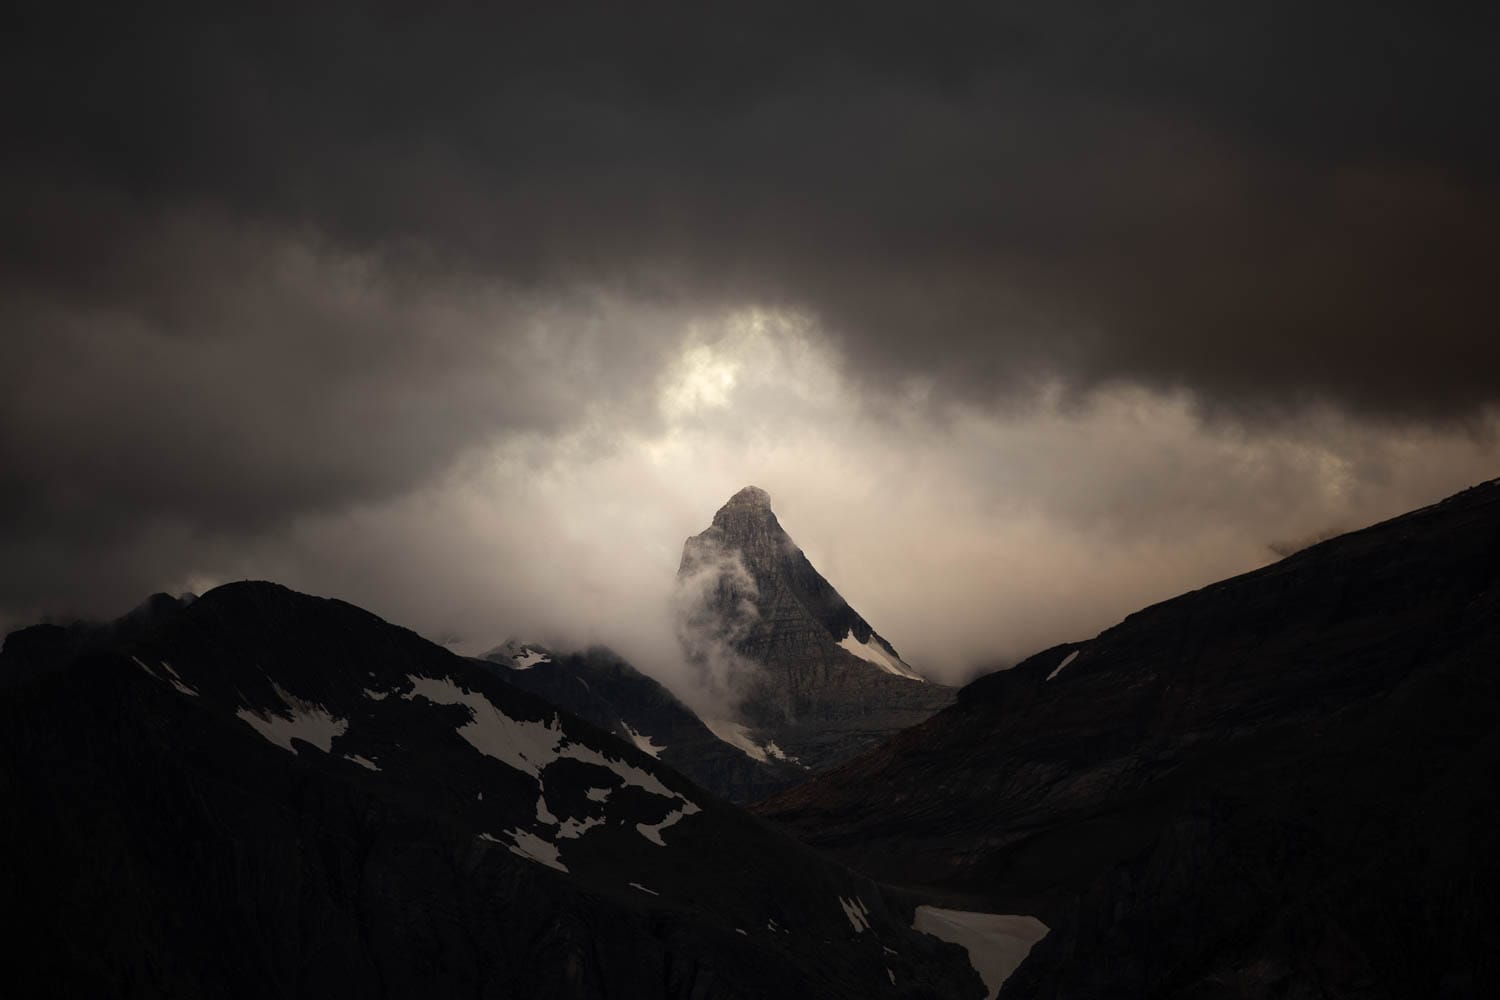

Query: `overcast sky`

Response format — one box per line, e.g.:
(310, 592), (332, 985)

(4, 3), (1497, 693)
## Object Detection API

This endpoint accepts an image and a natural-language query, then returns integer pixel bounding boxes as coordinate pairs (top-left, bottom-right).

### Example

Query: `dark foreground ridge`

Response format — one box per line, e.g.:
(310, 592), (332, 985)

(758, 477), (1500, 998)
(0, 582), (982, 999)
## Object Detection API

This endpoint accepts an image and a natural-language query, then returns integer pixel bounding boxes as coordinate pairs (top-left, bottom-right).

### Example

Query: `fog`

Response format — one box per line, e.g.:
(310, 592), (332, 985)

(5, 4), (1499, 711)
(29, 309), (1488, 710)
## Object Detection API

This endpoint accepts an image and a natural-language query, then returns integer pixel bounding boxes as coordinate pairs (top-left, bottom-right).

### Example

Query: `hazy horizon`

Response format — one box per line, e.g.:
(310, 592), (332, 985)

(5, 5), (1498, 703)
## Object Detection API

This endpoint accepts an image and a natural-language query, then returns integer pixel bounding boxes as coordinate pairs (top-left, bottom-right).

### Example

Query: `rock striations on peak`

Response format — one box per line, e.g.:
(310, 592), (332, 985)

(718, 484), (773, 514)
(677, 487), (953, 772)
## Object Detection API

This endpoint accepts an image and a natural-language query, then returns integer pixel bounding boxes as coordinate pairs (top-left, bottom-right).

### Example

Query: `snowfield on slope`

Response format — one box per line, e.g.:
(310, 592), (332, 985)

(1046, 649), (1080, 681)
(510, 647), (550, 670)
(913, 906), (1049, 999)
(838, 895), (871, 933)
(837, 631), (925, 681)
(704, 718), (774, 762)
(236, 683), (348, 753)
(622, 722), (665, 758)
(405, 673), (701, 864)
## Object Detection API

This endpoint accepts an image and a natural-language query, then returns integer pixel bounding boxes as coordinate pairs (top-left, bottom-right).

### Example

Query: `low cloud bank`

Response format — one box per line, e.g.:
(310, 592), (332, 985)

(21, 312), (1492, 716)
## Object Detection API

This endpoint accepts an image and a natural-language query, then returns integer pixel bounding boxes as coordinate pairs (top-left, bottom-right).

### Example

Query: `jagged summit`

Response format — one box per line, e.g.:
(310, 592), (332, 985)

(721, 484), (772, 513)
(676, 487), (953, 771)
(682, 486), (922, 679)
(706, 485), (780, 540)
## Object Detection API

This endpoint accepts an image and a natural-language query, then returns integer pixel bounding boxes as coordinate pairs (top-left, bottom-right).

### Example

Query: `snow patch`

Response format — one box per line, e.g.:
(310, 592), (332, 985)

(158, 661), (198, 697)
(704, 718), (767, 762)
(558, 736), (684, 804)
(362, 687), (390, 701)
(130, 656), (198, 697)
(637, 805), (701, 846)
(704, 718), (796, 764)
(585, 787), (612, 802)
(406, 673), (701, 847)
(623, 723), (665, 758)
(344, 754), (380, 771)
(236, 684), (348, 754)
(887, 969), (896, 985)
(837, 631), (925, 681)
(483, 829), (568, 873)
(1045, 650), (1080, 682)
(404, 675), (564, 777)
(508, 829), (568, 872)
(628, 882), (659, 896)
(759, 740), (803, 764)
(839, 895), (871, 933)
(556, 815), (605, 839)
(912, 906), (1050, 1000)
(510, 647), (550, 670)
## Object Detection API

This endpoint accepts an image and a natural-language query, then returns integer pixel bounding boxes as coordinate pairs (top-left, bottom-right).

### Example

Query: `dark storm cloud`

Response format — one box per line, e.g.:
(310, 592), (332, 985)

(9, 3), (1497, 409)
(3, 2), (1497, 627)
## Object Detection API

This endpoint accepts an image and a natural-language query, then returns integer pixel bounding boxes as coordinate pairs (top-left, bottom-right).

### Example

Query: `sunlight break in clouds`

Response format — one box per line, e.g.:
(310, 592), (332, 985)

(174, 306), (1498, 718)
(659, 342), (740, 420)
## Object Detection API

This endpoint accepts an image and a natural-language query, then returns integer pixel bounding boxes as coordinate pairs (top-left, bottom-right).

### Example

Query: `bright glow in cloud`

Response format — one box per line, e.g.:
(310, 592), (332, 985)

(659, 343), (740, 419)
(168, 307), (1497, 715)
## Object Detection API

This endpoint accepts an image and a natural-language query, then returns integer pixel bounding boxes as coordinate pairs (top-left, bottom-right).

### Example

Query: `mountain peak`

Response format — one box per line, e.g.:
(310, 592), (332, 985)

(677, 488), (953, 770)
(704, 486), (784, 546)
(730, 484), (770, 504)
(714, 485), (773, 519)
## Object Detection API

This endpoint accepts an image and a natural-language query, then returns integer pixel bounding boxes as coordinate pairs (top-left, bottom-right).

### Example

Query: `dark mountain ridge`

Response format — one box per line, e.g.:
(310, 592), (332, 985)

(0, 581), (982, 999)
(481, 642), (806, 802)
(759, 476), (1500, 998)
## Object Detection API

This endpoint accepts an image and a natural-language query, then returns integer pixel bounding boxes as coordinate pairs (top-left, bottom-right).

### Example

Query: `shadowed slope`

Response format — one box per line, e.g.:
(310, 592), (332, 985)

(482, 643), (807, 802)
(760, 477), (1500, 998)
(0, 581), (982, 999)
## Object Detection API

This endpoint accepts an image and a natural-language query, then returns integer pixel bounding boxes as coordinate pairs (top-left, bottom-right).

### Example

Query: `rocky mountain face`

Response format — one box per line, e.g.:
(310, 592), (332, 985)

(0, 589), (194, 690)
(480, 642), (807, 802)
(0, 582), (984, 999)
(759, 477), (1500, 998)
(677, 486), (954, 771)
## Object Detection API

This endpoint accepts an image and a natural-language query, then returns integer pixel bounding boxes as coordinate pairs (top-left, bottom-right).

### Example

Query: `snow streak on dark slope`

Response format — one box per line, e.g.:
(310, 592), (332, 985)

(760, 477), (1500, 999)
(0, 582), (982, 1000)
(481, 643), (807, 803)
(678, 486), (954, 771)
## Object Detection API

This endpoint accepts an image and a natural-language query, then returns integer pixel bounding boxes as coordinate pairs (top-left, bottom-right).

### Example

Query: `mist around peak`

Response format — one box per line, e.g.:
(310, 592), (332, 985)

(672, 533), (764, 720)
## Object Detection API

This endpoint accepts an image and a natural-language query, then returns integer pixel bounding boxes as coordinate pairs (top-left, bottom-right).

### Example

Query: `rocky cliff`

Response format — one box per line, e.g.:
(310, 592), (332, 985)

(677, 486), (953, 772)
